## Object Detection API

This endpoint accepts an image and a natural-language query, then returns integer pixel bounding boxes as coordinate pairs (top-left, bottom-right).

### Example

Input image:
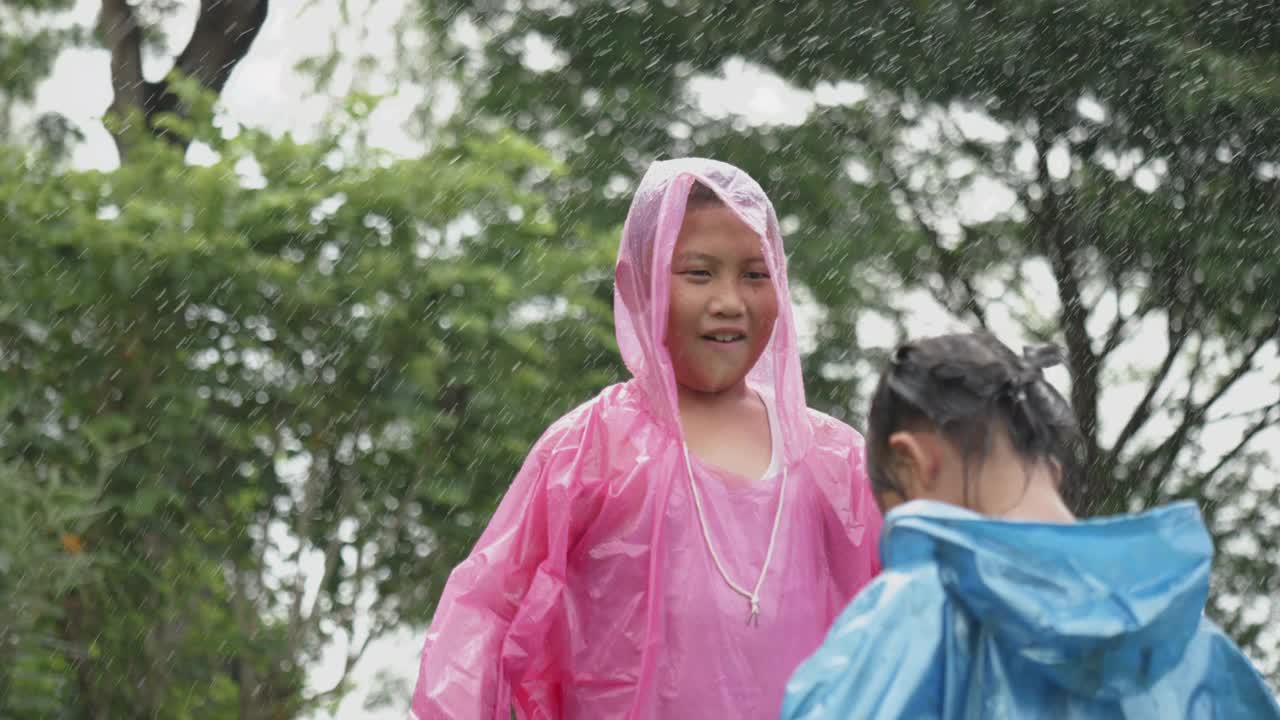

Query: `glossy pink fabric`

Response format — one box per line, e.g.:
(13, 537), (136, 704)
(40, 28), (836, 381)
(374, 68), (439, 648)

(411, 158), (882, 720)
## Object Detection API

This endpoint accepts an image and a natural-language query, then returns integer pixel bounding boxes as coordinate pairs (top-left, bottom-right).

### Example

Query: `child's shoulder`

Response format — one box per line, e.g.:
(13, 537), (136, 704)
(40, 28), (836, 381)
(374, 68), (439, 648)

(783, 565), (947, 719)
(530, 381), (646, 456)
(541, 381), (640, 429)
(802, 405), (866, 453)
(1174, 618), (1280, 714)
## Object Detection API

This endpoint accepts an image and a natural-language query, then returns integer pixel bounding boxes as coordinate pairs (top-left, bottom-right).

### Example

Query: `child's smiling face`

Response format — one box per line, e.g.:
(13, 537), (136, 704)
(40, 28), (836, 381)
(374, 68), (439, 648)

(665, 204), (778, 395)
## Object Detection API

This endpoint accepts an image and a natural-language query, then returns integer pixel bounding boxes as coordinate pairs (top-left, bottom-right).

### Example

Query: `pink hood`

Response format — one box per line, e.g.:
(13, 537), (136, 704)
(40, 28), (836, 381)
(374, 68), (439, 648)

(614, 158), (812, 462)
(411, 158), (881, 720)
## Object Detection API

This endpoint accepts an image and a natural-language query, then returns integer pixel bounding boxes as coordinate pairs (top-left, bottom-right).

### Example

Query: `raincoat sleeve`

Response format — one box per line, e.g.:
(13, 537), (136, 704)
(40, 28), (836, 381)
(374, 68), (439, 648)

(1194, 622), (1280, 717)
(780, 572), (946, 720)
(814, 423), (884, 599)
(847, 435), (883, 579)
(411, 418), (605, 720)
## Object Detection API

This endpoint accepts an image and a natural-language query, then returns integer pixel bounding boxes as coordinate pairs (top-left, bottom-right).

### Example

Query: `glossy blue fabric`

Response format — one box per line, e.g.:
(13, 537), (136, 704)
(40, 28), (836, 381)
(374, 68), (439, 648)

(782, 500), (1280, 719)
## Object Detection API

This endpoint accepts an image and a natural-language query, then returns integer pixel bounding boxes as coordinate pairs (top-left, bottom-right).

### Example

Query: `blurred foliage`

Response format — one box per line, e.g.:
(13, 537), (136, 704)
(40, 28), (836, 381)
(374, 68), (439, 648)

(0, 96), (617, 716)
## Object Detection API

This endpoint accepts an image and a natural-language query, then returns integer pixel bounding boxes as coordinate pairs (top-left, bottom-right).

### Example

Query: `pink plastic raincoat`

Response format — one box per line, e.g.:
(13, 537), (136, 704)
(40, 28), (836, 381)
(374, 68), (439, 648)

(411, 158), (882, 720)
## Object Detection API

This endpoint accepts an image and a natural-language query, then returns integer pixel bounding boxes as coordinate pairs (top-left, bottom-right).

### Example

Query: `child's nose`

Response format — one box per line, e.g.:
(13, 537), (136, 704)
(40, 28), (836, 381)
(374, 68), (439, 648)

(709, 281), (747, 316)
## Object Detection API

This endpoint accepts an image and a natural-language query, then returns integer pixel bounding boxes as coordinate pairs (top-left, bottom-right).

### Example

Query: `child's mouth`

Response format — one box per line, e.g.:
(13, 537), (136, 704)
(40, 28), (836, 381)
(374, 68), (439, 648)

(702, 334), (746, 344)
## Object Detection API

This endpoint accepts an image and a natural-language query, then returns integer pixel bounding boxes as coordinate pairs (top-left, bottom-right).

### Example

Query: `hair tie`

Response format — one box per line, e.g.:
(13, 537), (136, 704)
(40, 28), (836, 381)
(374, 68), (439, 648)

(890, 344), (914, 368)
(1022, 343), (1064, 372)
(1013, 344), (1061, 387)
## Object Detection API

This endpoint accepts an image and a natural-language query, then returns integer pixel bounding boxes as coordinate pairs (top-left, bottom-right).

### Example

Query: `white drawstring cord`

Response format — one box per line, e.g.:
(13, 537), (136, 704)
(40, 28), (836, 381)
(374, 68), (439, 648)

(681, 443), (788, 626)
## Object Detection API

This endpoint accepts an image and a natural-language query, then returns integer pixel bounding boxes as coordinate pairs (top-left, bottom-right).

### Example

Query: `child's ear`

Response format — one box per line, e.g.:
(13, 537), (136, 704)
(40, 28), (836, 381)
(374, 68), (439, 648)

(886, 431), (938, 498)
(885, 427), (947, 497)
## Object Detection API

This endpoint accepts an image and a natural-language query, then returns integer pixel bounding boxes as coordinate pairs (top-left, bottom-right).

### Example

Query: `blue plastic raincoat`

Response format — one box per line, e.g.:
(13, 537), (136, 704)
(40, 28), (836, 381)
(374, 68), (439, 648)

(782, 500), (1280, 719)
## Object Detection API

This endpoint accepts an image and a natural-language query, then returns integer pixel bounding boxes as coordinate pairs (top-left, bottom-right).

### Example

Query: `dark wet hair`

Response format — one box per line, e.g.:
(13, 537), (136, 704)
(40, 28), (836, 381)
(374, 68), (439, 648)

(686, 180), (726, 210)
(866, 332), (1082, 507)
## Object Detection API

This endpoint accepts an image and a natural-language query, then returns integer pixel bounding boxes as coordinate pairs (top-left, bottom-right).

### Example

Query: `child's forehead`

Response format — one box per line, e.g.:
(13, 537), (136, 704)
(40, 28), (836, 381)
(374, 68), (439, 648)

(639, 160), (773, 225)
(673, 212), (770, 256)
(679, 204), (756, 233)
(673, 248), (770, 264)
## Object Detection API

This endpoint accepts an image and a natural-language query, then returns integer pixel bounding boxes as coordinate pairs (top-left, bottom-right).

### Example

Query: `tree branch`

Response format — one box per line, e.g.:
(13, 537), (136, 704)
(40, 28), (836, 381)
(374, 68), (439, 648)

(1205, 399), (1280, 426)
(880, 156), (990, 327)
(1097, 283), (1133, 361)
(1181, 336), (1209, 418)
(288, 456), (358, 661)
(175, 0), (271, 93)
(60, 589), (107, 720)
(304, 621), (382, 705)
(286, 452), (326, 646)
(1192, 399), (1280, 488)
(1141, 321), (1279, 495)
(97, 0), (145, 153)
(304, 533), (384, 706)
(231, 568), (260, 720)
(1030, 132), (1102, 511)
(1109, 310), (1190, 461)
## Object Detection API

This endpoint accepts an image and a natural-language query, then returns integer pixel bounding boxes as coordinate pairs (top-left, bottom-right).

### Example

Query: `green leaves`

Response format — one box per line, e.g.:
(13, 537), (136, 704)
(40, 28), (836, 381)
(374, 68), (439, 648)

(0, 104), (617, 715)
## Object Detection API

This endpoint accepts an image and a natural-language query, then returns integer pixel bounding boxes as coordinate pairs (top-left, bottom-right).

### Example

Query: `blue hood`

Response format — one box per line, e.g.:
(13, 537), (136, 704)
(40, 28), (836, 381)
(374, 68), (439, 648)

(782, 500), (1280, 719)
(884, 500), (1210, 697)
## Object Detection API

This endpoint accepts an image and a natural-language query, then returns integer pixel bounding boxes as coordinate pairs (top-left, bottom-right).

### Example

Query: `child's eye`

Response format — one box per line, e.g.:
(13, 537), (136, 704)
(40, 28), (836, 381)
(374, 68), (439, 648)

(681, 269), (713, 279)
(745, 271), (771, 281)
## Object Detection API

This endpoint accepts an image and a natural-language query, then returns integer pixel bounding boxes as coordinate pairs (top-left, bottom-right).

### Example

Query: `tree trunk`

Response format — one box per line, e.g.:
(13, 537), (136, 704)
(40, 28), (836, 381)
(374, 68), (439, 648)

(1031, 134), (1106, 515)
(96, 0), (270, 163)
(61, 590), (107, 720)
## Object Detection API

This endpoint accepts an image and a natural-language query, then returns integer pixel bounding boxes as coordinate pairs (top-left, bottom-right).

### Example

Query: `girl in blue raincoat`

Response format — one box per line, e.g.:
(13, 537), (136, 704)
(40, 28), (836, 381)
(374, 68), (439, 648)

(782, 332), (1280, 719)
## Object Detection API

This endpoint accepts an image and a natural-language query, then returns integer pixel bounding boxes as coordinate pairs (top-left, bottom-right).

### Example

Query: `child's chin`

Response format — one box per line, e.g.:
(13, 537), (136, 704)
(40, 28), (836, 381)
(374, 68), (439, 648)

(685, 372), (750, 395)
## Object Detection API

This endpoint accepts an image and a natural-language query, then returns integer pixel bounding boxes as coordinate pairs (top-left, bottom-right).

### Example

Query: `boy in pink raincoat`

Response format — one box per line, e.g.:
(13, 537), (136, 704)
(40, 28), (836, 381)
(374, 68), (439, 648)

(411, 158), (882, 719)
